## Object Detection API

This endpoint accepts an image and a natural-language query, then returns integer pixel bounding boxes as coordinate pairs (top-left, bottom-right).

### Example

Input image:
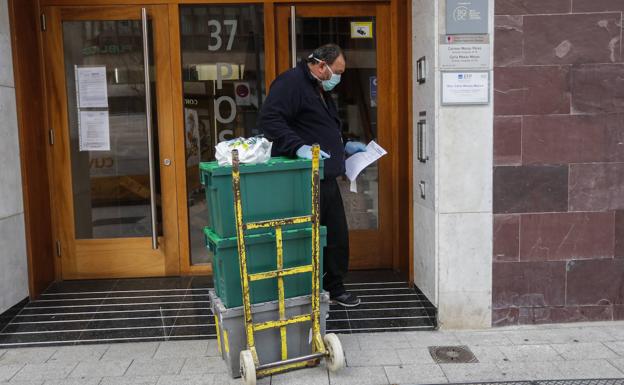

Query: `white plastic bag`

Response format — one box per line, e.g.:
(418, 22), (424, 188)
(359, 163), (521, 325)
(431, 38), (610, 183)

(215, 136), (273, 166)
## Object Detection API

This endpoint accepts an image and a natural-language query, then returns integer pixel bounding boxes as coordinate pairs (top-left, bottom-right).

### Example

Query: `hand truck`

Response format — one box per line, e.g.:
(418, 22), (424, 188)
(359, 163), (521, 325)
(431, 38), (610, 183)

(230, 144), (345, 385)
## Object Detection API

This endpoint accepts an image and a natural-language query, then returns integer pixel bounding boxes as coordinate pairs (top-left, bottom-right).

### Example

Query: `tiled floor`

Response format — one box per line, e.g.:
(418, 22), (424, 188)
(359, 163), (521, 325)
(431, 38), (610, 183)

(0, 271), (436, 348)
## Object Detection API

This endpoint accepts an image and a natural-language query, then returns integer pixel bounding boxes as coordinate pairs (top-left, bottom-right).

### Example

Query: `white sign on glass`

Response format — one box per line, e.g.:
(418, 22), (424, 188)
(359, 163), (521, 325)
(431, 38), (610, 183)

(79, 110), (110, 151)
(441, 71), (489, 105)
(76, 66), (109, 108)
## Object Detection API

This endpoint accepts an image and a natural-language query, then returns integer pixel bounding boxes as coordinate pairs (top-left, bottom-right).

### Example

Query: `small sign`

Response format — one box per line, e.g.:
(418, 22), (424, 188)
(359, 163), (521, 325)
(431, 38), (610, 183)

(441, 71), (489, 105)
(369, 76), (377, 107)
(351, 22), (373, 39)
(440, 34), (490, 70)
(446, 0), (489, 35)
(79, 110), (110, 151)
(76, 66), (109, 108)
(234, 82), (251, 106)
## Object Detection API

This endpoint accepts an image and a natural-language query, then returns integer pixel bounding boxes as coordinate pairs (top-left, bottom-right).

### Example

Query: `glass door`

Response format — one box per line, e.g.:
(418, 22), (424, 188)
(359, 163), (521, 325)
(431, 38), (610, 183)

(275, 4), (393, 269)
(177, 5), (266, 267)
(43, 5), (179, 279)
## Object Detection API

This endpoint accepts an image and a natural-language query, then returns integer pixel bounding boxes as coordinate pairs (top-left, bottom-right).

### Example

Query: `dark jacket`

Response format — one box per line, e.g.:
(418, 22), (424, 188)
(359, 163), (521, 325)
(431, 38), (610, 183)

(257, 61), (345, 179)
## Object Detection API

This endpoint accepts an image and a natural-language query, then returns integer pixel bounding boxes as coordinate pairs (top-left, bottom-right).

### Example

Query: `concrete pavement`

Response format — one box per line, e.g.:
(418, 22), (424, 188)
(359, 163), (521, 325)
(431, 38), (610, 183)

(1, 321), (623, 384)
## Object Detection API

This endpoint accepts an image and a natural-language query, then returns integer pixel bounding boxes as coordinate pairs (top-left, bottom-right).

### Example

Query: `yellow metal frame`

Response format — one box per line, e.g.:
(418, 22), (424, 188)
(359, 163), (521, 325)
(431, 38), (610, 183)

(231, 145), (325, 378)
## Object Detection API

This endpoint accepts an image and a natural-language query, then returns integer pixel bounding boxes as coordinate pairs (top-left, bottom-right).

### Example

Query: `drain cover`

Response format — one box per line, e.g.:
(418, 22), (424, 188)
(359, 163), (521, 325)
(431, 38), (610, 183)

(428, 345), (478, 364)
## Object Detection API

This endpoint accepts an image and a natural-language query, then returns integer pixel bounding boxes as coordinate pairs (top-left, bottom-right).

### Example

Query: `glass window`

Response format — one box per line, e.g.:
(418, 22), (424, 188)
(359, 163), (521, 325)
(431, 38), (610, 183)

(294, 16), (379, 230)
(63, 20), (162, 239)
(180, 5), (265, 265)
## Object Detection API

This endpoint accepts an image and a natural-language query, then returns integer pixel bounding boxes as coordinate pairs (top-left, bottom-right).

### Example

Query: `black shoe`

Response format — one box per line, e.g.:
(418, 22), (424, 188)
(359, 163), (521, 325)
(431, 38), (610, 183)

(331, 291), (361, 307)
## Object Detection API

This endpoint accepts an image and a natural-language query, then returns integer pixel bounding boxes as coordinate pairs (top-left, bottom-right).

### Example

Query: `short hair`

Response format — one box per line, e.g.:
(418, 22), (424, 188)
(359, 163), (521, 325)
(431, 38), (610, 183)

(307, 44), (344, 65)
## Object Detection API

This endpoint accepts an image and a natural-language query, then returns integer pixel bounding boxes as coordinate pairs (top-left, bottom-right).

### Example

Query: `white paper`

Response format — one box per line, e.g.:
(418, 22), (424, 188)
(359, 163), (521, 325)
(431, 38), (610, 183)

(76, 66), (109, 108)
(79, 110), (110, 151)
(442, 71), (489, 105)
(345, 141), (387, 193)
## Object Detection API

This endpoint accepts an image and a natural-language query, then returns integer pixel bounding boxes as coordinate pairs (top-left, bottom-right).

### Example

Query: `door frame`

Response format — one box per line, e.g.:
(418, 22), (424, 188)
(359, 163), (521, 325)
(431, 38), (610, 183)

(41, 4), (180, 279)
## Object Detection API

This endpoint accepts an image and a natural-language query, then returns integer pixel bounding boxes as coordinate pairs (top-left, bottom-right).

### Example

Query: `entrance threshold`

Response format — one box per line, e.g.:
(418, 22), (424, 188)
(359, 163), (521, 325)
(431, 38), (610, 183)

(0, 271), (436, 348)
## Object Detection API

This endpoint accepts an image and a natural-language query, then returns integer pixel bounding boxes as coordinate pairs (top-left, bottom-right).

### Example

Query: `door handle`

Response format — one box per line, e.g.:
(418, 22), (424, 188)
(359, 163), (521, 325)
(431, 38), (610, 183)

(290, 6), (297, 68)
(141, 8), (158, 250)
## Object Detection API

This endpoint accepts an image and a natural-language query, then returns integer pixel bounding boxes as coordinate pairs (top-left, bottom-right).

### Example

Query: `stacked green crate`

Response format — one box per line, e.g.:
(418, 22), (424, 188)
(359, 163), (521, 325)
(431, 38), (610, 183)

(205, 226), (326, 308)
(200, 157), (326, 308)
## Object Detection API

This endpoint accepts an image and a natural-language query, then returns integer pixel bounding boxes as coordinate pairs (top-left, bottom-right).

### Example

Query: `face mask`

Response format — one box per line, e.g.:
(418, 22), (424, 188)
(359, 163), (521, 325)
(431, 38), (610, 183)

(315, 58), (341, 91)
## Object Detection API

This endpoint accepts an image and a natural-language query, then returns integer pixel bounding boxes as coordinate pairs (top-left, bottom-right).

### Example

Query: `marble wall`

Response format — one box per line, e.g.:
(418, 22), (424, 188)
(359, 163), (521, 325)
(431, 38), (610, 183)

(0, 0), (29, 314)
(493, 0), (624, 325)
(413, 0), (494, 329)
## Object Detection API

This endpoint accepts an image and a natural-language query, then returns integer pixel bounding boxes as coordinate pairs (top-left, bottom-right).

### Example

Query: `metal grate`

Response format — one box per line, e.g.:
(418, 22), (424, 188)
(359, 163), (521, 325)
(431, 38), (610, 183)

(428, 345), (478, 364)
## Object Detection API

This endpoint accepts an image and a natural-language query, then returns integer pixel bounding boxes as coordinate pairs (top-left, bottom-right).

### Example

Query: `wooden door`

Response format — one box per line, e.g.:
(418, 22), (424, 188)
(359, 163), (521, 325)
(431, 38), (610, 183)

(275, 3), (393, 269)
(42, 5), (179, 279)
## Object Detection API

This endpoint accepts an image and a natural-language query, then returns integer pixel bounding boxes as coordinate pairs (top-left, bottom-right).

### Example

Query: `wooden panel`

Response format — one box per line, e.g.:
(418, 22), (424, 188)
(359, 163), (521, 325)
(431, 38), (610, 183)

(9, 0), (55, 298)
(71, 238), (165, 279)
(263, 2), (277, 89)
(151, 5), (181, 276)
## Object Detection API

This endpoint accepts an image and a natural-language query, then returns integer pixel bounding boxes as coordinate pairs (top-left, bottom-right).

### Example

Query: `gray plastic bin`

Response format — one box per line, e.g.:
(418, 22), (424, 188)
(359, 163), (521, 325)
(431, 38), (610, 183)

(210, 290), (329, 378)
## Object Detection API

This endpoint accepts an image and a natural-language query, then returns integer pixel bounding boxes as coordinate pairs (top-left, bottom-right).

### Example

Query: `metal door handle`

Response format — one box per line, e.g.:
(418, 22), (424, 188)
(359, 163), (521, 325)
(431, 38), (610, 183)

(142, 8), (158, 250)
(290, 6), (297, 68)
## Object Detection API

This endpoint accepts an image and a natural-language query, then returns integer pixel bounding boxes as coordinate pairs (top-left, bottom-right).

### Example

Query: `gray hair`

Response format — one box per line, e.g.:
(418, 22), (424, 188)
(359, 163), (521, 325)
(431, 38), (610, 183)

(307, 44), (344, 65)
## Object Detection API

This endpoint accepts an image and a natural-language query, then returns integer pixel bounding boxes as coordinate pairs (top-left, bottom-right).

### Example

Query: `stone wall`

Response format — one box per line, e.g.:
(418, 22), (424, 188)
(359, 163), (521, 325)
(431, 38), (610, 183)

(493, 0), (624, 325)
(0, 0), (29, 314)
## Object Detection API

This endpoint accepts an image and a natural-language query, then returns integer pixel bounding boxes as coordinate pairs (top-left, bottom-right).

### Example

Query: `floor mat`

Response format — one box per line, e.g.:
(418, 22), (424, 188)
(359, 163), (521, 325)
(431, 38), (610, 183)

(0, 270), (436, 348)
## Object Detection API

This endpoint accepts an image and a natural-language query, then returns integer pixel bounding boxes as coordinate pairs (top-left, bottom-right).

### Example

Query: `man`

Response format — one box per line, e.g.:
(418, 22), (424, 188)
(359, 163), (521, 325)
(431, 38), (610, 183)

(257, 44), (366, 307)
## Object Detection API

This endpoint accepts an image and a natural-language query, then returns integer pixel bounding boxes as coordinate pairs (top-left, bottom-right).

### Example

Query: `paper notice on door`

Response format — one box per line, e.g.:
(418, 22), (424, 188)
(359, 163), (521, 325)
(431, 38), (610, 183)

(345, 141), (387, 193)
(79, 110), (110, 152)
(76, 66), (109, 108)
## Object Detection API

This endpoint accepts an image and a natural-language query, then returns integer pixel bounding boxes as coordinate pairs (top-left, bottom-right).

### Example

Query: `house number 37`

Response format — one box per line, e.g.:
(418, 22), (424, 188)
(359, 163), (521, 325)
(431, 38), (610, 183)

(208, 19), (238, 51)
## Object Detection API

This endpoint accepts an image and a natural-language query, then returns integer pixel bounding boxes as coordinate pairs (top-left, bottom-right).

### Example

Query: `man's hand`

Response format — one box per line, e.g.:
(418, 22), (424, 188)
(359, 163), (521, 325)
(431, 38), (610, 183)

(296, 145), (331, 160)
(345, 141), (367, 156)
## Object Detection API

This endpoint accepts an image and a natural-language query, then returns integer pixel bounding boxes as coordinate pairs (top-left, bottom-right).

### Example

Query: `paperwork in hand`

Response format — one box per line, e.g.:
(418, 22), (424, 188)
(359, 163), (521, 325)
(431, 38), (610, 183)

(345, 141), (387, 193)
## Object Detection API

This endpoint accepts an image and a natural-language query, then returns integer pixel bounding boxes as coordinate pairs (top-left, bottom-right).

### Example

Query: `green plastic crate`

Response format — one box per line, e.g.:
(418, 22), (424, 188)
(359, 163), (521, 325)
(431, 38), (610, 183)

(199, 157), (324, 238)
(204, 226), (326, 308)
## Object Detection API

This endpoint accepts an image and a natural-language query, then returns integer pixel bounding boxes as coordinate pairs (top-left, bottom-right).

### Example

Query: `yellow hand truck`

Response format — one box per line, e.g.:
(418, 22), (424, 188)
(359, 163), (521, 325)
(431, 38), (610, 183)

(230, 144), (345, 385)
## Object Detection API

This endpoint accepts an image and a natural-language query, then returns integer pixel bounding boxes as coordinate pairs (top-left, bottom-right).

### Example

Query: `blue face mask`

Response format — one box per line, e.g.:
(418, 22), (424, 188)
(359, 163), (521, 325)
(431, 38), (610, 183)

(315, 58), (341, 91)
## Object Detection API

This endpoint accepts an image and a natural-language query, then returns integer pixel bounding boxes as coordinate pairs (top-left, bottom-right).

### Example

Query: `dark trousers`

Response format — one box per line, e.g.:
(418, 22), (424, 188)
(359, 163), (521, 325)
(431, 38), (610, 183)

(320, 178), (350, 297)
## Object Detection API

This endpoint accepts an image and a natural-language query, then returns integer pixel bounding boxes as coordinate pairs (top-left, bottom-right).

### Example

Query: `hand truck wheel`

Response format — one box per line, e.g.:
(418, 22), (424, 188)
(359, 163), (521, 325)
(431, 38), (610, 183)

(323, 333), (345, 372)
(240, 350), (256, 385)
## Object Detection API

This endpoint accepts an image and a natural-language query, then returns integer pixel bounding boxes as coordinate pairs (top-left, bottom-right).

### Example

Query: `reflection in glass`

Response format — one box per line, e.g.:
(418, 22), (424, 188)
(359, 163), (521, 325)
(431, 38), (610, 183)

(63, 20), (162, 239)
(180, 5), (265, 265)
(294, 17), (379, 230)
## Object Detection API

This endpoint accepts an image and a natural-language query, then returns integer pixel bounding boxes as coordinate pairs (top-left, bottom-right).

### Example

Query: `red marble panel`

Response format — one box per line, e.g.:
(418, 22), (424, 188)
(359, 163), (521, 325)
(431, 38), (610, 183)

(518, 305), (613, 324)
(493, 261), (566, 308)
(494, 116), (522, 166)
(569, 163), (624, 211)
(572, 64), (624, 114)
(494, 214), (520, 262)
(494, 165), (568, 214)
(495, 0), (571, 15)
(493, 307), (520, 326)
(605, 114), (624, 162)
(615, 305), (624, 320)
(615, 211), (624, 259)
(524, 13), (621, 65)
(494, 66), (570, 116)
(519, 212), (615, 261)
(566, 259), (624, 305)
(495, 16), (524, 67)
(522, 115), (607, 165)
(573, 0), (624, 12)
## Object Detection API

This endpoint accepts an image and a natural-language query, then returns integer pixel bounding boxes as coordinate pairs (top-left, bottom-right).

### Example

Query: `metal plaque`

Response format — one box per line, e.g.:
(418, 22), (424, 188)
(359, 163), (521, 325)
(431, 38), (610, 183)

(446, 0), (489, 35)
